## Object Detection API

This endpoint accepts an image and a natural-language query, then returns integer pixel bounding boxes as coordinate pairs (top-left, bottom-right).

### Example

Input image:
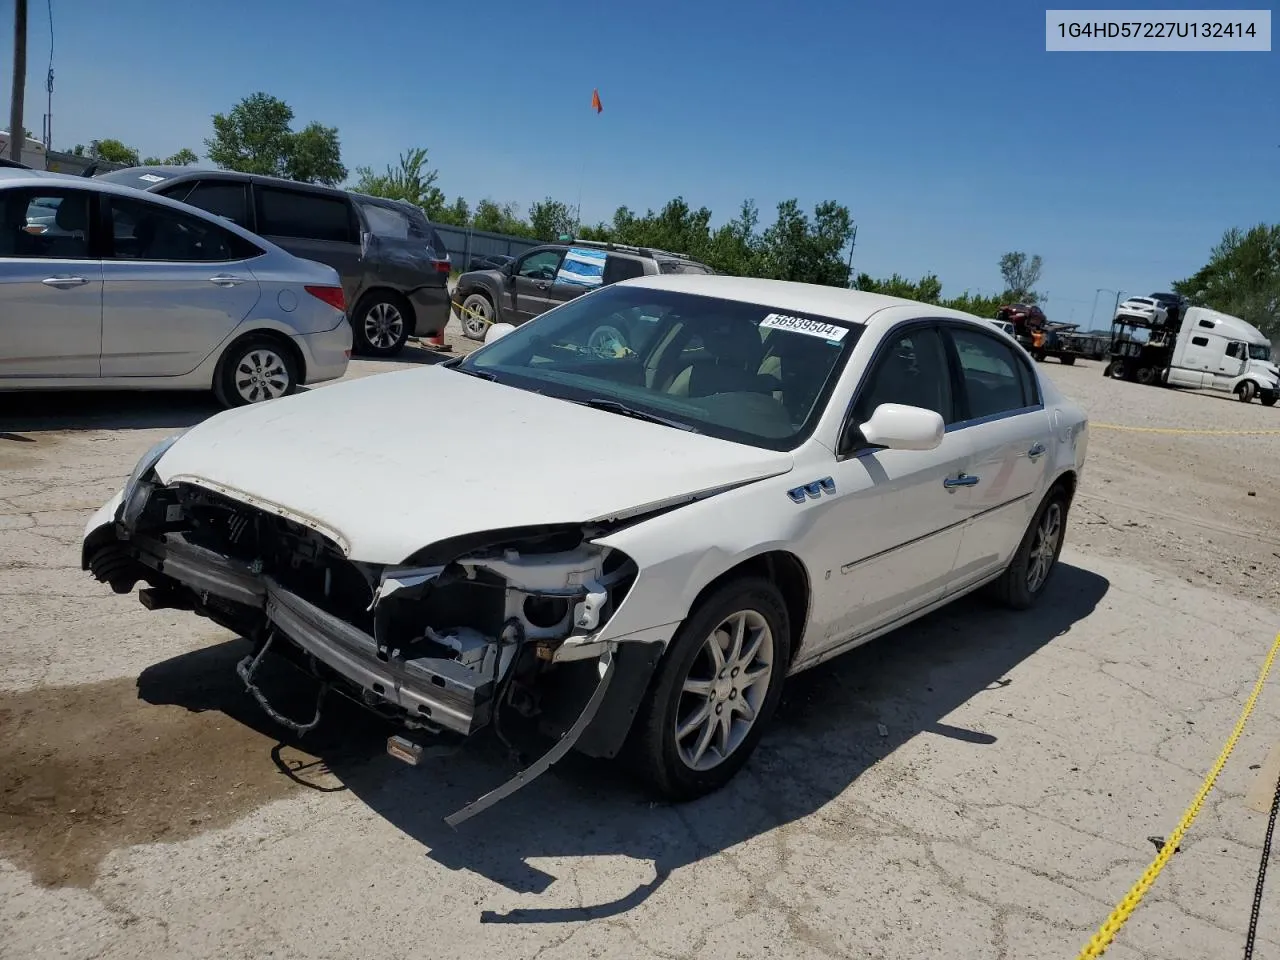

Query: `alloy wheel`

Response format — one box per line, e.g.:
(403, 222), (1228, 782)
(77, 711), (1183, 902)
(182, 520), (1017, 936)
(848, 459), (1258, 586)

(364, 301), (405, 350)
(673, 609), (775, 771)
(1026, 502), (1063, 593)
(461, 296), (491, 339)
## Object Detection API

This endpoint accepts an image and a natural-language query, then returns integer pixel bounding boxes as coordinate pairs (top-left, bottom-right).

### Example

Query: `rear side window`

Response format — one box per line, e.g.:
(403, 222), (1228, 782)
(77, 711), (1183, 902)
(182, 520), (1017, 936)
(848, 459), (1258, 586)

(1197, 318), (1215, 329)
(603, 255), (645, 285)
(0, 188), (93, 259)
(257, 187), (356, 243)
(107, 195), (262, 262)
(1191, 335), (1209, 346)
(173, 181), (251, 229)
(948, 326), (1037, 420)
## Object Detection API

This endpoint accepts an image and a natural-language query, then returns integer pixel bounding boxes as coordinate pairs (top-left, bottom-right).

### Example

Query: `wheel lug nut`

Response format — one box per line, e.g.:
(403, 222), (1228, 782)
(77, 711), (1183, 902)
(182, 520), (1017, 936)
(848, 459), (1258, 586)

(731, 668), (739, 677)
(715, 704), (723, 714)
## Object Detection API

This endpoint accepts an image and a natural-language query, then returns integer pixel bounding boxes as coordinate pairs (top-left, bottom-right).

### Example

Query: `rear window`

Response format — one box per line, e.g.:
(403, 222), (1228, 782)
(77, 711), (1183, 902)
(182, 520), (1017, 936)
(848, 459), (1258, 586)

(257, 187), (356, 243)
(356, 201), (448, 259)
(603, 255), (646, 284)
(658, 259), (713, 275)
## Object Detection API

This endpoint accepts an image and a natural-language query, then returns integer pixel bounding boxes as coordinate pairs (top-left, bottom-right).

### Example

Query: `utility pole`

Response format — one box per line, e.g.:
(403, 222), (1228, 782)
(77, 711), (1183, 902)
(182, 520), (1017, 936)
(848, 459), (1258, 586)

(9, 0), (27, 162)
(845, 223), (857, 287)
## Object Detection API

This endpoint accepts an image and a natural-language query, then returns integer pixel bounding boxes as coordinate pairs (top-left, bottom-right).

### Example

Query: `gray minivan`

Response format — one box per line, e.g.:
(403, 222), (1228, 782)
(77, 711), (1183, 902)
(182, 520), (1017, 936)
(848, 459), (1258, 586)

(96, 166), (452, 357)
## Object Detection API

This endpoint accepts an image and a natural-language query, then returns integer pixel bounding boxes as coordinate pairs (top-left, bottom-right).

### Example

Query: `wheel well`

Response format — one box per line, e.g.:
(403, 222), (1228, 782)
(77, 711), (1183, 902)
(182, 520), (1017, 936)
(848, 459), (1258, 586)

(1052, 470), (1078, 507)
(690, 551), (811, 663)
(216, 328), (306, 384)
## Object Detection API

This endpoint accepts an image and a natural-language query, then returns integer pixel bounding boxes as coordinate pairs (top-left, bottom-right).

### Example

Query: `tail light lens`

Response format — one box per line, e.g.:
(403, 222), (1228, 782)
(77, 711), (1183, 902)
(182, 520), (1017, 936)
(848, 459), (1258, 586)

(434, 259), (451, 274)
(305, 285), (346, 312)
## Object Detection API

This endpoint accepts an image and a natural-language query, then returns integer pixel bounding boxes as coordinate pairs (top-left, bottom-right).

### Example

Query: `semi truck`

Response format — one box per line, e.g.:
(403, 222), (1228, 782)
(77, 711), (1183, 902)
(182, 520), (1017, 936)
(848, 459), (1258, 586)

(1104, 293), (1278, 405)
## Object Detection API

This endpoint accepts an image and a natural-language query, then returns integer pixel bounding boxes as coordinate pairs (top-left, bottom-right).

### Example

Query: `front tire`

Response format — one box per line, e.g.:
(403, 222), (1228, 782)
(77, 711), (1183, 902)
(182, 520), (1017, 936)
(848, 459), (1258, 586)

(989, 485), (1070, 610)
(1262, 393), (1277, 407)
(213, 337), (299, 409)
(1106, 359), (1127, 379)
(627, 577), (790, 801)
(352, 293), (411, 357)
(1059, 355), (1076, 366)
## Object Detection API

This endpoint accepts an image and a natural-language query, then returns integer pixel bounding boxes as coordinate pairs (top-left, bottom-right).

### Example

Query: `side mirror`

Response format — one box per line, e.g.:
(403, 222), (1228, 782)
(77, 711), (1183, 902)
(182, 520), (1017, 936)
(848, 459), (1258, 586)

(858, 403), (944, 451)
(485, 322), (516, 345)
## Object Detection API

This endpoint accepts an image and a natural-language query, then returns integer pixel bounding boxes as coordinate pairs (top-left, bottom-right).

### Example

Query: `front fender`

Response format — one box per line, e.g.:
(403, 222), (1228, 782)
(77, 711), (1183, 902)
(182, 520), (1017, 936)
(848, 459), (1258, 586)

(454, 277), (505, 322)
(592, 478), (813, 648)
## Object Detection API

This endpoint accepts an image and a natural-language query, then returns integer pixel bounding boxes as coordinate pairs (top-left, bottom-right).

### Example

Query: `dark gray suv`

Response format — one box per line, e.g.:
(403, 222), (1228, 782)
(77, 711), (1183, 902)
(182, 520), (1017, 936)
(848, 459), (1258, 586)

(452, 239), (713, 340)
(96, 166), (452, 357)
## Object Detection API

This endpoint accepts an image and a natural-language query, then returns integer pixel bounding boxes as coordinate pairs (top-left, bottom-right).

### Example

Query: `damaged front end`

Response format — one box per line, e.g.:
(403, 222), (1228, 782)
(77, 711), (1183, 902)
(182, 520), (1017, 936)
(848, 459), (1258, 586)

(83, 474), (651, 825)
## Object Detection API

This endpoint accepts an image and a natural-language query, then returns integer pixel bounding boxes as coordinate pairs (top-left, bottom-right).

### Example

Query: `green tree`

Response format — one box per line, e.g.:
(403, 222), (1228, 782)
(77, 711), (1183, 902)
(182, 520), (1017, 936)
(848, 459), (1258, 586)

(999, 251), (1043, 302)
(472, 199), (533, 237)
(352, 147), (445, 217)
(855, 272), (943, 303)
(755, 199), (854, 286)
(435, 196), (470, 227)
(141, 147), (200, 166)
(206, 92), (346, 185)
(528, 197), (576, 241)
(92, 138), (139, 165)
(1174, 224), (1280, 339)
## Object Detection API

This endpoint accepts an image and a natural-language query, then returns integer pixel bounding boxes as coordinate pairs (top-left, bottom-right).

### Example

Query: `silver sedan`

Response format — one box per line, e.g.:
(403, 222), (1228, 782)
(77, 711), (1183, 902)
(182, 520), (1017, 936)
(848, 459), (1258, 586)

(0, 169), (351, 408)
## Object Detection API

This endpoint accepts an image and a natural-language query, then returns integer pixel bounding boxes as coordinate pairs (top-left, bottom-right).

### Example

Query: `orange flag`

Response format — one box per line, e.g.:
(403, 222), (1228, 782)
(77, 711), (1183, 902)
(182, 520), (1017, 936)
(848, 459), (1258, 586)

(591, 88), (603, 114)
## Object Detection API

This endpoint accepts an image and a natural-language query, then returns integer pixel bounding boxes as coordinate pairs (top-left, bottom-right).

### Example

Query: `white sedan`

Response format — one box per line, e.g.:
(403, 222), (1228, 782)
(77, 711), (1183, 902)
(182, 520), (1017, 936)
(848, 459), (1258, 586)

(82, 275), (1089, 823)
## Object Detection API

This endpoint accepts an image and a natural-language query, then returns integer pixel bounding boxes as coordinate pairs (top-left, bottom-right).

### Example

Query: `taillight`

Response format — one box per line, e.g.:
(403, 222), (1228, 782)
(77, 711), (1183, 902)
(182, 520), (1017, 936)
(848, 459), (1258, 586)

(434, 260), (451, 274)
(305, 285), (346, 312)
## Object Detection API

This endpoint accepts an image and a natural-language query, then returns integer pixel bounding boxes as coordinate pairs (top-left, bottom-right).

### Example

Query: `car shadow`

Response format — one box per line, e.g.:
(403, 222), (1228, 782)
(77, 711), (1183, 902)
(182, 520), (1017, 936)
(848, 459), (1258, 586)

(0, 390), (224, 433)
(357, 343), (456, 366)
(136, 562), (1108, 922)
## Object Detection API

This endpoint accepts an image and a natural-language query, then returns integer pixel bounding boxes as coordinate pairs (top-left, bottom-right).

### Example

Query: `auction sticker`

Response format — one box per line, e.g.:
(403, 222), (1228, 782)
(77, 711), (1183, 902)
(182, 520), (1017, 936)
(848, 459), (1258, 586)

(759, 312), (849, 342)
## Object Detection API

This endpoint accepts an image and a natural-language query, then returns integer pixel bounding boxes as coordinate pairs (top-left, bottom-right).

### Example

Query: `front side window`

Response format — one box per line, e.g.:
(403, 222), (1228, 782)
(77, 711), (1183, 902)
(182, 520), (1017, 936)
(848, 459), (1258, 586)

(257, 187), (356, 243)
(459, 284), (860, 450)
(948, 326), (1036, 420)
(0, 188), (92, 259)
(851, 326), (954, 427)
(516, 248), (564, 281)
(107, 196), (257, 262)
(1249, 343), (1271, 361)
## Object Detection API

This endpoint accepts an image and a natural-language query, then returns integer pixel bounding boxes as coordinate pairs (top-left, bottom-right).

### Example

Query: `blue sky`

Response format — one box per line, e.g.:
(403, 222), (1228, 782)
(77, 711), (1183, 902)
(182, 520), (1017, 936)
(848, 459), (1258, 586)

(3, 0), (1277, 326)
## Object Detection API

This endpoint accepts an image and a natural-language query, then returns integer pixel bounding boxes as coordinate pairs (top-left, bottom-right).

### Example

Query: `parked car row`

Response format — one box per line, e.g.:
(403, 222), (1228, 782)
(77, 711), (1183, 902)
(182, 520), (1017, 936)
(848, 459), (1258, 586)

(0, 168), (352, 407)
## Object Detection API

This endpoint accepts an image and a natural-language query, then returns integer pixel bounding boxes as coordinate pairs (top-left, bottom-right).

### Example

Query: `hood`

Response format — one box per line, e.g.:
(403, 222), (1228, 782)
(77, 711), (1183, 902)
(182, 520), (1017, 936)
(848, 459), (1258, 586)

(153, 367), (794, 563)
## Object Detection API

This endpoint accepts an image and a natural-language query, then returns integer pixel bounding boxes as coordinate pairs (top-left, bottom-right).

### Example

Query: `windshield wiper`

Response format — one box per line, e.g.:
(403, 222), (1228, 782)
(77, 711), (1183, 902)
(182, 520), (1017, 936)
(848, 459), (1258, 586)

(449, 364), (498, 381)
(577, 397), (696, 431)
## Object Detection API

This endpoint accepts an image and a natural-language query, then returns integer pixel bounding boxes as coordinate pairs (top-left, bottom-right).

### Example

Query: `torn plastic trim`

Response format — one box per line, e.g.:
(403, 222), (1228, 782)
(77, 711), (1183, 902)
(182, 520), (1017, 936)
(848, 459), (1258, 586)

(444, 645), (616, 828)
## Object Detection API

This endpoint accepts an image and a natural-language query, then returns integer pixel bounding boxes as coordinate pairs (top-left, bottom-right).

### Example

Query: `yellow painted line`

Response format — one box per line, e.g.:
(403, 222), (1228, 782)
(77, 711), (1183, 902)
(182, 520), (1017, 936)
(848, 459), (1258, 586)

(1092, 423), (1280, 436)
(1075, 631), (1280, 959)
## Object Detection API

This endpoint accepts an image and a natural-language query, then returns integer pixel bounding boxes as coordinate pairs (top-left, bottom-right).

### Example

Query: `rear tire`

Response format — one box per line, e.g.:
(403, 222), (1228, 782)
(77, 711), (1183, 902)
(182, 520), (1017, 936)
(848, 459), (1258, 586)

(1134, 366), (1158, 385)
(1237, 381), (1257, 403)
(627, 576), (790, 801)
(213, 336), (299, 409)
(989, 485), (1070, 610)
(352, 292), (411, 357)
(1059, 355), (1076, 366)
(460, 293), (495, 341)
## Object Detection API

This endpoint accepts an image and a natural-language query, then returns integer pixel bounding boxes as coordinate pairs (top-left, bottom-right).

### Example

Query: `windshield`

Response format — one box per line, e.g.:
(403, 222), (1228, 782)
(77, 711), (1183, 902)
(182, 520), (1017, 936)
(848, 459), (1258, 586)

(1248, 343), (1271, 361)
(458, 284), (862, 451)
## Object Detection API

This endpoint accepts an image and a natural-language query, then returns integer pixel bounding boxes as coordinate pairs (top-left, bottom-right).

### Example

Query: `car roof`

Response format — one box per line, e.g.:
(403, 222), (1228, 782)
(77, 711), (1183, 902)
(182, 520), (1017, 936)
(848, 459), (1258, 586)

(99, 165), (351, 198)
(616, 273), (986, 326)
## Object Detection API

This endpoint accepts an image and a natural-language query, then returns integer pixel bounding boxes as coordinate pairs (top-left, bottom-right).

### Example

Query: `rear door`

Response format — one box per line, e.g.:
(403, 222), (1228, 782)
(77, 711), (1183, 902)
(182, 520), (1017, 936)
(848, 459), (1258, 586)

(508, 247), (565, 323)
(942, 323), (1052, 592)
(0, 186), (103, 377)
(99, 194), (263, 377)
(253, 184), (363, 295)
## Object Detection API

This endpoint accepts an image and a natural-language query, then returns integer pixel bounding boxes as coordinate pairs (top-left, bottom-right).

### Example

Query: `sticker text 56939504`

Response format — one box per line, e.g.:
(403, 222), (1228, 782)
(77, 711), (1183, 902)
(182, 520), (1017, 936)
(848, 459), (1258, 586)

(759, 313), (849, 342)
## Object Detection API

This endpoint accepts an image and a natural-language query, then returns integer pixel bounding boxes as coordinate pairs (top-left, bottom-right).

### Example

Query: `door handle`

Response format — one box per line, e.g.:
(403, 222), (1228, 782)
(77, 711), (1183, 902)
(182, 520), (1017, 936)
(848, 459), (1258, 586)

(1027, 442), (1046, 460)
(42, 275), (88, 288)
(534, 281), (549, 290)
(943, 473), (980, 488)
(209, 275), (247, 287)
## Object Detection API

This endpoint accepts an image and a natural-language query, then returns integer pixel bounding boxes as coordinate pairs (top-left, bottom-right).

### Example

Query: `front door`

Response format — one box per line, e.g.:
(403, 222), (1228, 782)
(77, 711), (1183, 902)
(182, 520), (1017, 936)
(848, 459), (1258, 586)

(100, 194), (262, 377)
(0, 187), (103, 377)
(508, 248), (565, 324)
(802, 324), (972, 658)
(941, 323), (1053, 591)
